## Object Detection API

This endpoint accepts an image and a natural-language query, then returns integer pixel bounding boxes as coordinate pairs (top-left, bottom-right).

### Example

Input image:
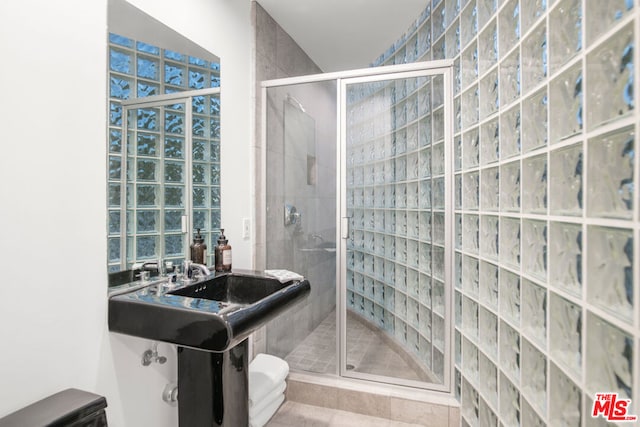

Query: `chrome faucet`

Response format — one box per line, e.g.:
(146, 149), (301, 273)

(138, 258), (166, 273)
(140, 260), (160, 271)
(188, 262), (212, 277)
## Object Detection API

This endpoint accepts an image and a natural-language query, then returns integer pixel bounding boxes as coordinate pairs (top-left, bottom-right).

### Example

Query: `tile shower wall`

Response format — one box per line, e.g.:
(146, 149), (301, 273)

(252, 2), (337, 358)
(372, 0), (637, 425)
(263, 81), (338, 359)
(252, 1), (324, 272)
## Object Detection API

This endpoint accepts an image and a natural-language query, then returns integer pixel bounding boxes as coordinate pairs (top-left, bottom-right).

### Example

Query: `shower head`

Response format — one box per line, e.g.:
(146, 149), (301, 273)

(286, 94), (306, 113)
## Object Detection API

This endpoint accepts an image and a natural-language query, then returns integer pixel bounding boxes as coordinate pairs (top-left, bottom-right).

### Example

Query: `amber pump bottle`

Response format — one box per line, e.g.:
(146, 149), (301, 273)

(215, 228), (232, 272)
(190, 228), (207, 265)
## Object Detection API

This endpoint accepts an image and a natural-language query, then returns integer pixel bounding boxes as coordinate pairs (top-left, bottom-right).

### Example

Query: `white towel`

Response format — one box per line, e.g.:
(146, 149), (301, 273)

(249, 381), (286, 417)
(249, 354), (289, 405)
(249, 394), (285, 427)
(264, 269), (304, 283)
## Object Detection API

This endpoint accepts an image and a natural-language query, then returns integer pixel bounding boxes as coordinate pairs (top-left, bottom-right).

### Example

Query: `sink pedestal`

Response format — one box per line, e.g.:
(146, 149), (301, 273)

(177, 339), (249, 427)
(109, 271), (311, 425)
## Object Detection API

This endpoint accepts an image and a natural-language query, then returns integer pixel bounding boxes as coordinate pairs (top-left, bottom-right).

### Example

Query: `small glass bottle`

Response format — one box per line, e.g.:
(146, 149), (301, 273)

(215, 228), (232, 272)
(190, 228), (207, 265)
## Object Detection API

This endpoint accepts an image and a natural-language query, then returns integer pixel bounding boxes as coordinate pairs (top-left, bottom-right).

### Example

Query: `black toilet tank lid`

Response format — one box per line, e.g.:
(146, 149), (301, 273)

(0, 388), (107, 427)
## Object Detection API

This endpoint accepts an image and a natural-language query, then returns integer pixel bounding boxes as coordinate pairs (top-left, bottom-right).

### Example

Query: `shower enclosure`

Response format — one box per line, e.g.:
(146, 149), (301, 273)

(260, 61), (453, 392)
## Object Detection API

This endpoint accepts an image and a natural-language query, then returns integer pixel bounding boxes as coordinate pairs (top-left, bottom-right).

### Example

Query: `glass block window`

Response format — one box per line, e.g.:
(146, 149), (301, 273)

(108, 33), (221, 272)
(371, 0), (638, 424)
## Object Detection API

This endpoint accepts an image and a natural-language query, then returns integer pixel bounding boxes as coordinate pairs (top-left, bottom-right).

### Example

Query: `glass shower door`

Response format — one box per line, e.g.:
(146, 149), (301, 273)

(120, 91), (221, 269)
(341, 68), (452, 389)
(124, 101), (190, 268)
(263, 81), (338, 373)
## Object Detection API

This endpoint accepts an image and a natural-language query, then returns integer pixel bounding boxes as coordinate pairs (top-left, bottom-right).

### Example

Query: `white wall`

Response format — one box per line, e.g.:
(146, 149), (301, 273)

(0, 0), (110, 416)
(0, 0), (253, 425)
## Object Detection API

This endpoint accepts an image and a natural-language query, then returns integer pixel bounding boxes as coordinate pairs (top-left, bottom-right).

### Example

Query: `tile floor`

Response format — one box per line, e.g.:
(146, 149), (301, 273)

(284, 310), (431, 382)
(265, 401), (428, 426)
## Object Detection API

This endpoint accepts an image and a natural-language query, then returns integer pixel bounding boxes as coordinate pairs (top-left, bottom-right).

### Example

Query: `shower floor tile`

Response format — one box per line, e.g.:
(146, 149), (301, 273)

(284, 310), (430, 382)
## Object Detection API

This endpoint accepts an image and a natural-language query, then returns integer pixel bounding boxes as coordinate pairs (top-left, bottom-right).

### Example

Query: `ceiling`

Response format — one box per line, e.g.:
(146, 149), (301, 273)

(256, 0), (429, 72)
(108, 0), (219, 63)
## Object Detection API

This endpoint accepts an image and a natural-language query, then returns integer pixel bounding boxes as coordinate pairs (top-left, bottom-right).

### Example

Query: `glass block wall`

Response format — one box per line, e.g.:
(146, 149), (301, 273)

(345, 74), (449, 384)
(107, 33), (221, 271)
(371, 0), (637, 425)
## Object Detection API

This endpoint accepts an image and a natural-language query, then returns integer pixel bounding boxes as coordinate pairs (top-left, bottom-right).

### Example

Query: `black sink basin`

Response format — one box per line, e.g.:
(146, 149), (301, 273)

(168, 274), (290, 304)
(108, 270), (310, 352)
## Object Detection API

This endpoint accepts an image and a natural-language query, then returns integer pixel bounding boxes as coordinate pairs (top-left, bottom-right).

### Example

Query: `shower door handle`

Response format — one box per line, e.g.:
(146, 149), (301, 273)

(341, 217), (349, 239)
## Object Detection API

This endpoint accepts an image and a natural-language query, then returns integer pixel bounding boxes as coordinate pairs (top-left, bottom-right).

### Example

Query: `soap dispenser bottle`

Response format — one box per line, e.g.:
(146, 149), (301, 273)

(215, 228), (232, 272)
(190, 228), (207, 265)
